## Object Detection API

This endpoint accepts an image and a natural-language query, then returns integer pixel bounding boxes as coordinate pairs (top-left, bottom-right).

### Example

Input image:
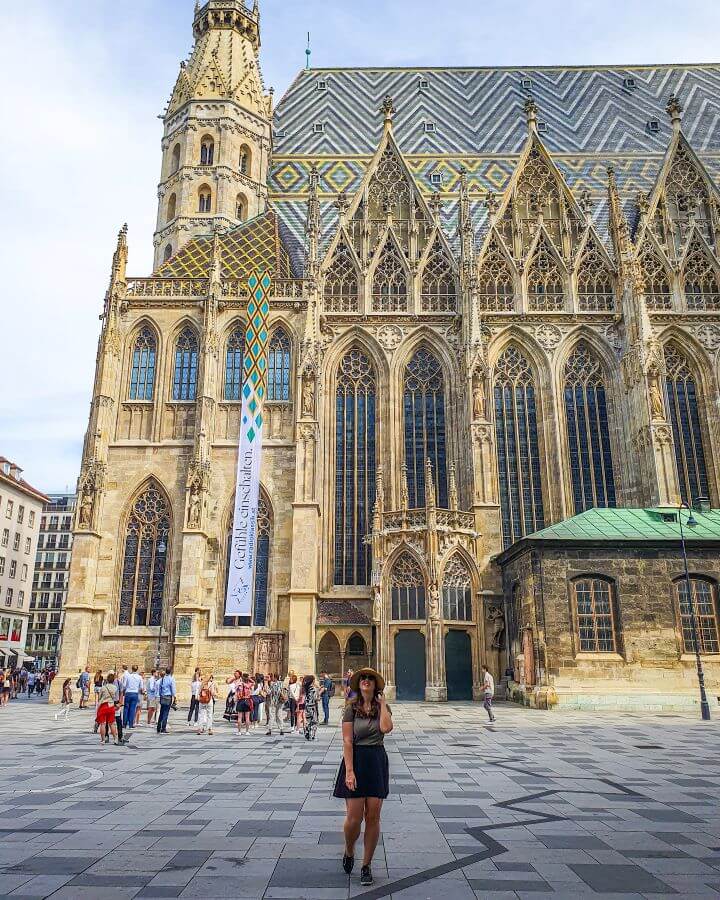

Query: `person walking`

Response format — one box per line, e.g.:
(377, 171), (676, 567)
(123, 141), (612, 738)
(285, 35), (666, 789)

(224, 670), (242, 724)
(156, 668), (177, 733)
(146, 669), (159, 726)
(196, 674), (217, 735)
(54, 678), (73, 720)
(123, 665), (143, 730)
(235, 674), (253, 735)
(302, 675), (319, 741)
(334, 668), (393, 887)
(319, 671), (333, 725)
(93, 670), (104, 708)
(251, 675), (265, 730)
(482, 665), (496, 723)
(134, 672), (145, 727)
(96, 673), (119, 745)
(187, 669), (201, 727)
(78, 666), (91, 708)
(0, 670), (10, 706)
(18, 668), (27, 696)
(265, 673), (286, 736)
(287, 673), (300, 732)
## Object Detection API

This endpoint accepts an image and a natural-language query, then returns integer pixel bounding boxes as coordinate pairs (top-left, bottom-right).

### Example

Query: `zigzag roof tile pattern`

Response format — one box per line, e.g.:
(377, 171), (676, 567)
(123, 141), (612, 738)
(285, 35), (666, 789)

(270, 65), (720, 269)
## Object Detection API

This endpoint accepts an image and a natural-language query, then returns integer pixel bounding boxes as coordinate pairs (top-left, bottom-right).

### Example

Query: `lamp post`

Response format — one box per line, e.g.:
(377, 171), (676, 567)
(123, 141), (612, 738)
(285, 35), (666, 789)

(154, 539), (167, 670)
(678, 503), (711, 721)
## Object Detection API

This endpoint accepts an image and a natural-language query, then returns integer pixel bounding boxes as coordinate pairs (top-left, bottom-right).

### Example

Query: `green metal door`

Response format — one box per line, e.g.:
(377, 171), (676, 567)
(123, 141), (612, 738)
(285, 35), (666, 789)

(445, 630), (473, 701)
(395, 630), (426, 701)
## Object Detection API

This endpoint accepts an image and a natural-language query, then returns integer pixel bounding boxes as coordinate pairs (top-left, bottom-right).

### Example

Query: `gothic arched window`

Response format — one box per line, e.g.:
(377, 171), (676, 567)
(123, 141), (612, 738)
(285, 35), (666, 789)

(639, 244), (672, 310)
(171, 143), (180, 174)
(166, 193), (177, 224)
(527, 239), (564, 311)
(119, 485), (170, 627)
(403, 347), (448, 507)
(674, 577), (719, 654)
(442, 555), (472, 621)
(664, 344), (710, 504)
(223, 495), (272, 628)
(390, 552), (426, 620)
(334, 349), (376, 585)
(324, 241), (359, 312)
(267, 328), (291, 402)
(577, 243), (615, 311)
(129, 327), (156, 401)
(478, 241), (515, 311)
(665, 146), (714, 252)
(683, 240), (720, 310)
(198, 186), (212, 214)
(239, 145), (251, 175)
(421, 237), (456, 312)
(236, 193), (247, 222)
(372, 239), (408, 312)
(200, 136), (214, 166)
(224, 327), (244, 401)
(564, 342), (617, 513)
(163, 244), (173, 263)
(573, 577), (619, 652)
(172, 327), (198, 401)
(494, 346), (545, 548)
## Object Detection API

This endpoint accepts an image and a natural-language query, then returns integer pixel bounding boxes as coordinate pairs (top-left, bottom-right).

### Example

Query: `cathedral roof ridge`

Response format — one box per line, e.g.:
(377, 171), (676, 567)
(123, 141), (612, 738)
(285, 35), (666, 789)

(301, 62), (720, 73)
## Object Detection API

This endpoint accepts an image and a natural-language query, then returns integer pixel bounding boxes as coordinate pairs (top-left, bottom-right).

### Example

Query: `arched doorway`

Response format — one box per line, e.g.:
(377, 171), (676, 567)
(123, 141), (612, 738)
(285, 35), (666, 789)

(395, 630), (426, 700)
(317, 632), (342, 680)
(346, 632), (369, 670)
(445, 630), (473, 700)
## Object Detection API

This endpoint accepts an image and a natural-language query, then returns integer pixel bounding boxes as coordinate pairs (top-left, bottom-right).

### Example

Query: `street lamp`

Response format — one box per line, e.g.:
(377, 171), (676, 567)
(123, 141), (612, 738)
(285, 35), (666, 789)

(155, 539), (167, 670)
(678, 502), (711, 721)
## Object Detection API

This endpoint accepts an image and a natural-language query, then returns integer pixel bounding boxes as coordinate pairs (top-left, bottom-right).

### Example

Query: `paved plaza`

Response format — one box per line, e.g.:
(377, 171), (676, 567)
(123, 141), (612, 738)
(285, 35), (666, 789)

(1, 699), (720, 899)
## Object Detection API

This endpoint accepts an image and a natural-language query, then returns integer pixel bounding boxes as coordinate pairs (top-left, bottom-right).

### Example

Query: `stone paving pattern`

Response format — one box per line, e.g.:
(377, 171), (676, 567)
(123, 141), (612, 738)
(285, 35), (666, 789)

(1, 699), (720, 898)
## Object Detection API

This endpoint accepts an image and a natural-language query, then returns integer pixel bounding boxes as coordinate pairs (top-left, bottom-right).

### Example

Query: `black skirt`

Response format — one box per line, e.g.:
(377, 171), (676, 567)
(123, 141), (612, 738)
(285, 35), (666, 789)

(333, 745), (389, 800)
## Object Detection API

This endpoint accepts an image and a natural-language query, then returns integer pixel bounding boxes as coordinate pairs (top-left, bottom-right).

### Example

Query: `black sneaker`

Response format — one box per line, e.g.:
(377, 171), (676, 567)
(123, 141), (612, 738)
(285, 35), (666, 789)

(360, 865), (373, 886)
(342, 854), (354, 875)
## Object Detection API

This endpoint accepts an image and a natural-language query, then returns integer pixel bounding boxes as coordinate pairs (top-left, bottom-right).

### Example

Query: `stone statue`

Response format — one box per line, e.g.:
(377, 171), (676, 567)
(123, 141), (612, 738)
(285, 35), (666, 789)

(79, 491), (93, 529)
(472, 372), (486, 420)
(372, 586), (382, 622)
(649, 372), (665, 420)
(487, 605), (506, 650)
(188, 481), (202, 528)
(302, 375), (315, 418)
(428, 584), (440, 620)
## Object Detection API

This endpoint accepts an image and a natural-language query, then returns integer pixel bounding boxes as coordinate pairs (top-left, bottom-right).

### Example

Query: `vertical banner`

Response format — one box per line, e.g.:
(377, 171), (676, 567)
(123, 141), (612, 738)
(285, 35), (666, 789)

(225, 270), (272, 617)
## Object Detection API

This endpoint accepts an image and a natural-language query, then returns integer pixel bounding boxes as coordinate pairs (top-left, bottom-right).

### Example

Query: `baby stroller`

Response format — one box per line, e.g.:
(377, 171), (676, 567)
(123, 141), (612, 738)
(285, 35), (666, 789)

(303, 683), (319, 741)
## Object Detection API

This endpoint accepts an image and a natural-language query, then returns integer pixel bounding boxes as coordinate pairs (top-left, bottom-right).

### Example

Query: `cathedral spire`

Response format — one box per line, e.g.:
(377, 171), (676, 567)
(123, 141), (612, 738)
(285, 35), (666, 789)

(305, 164), (320, 277)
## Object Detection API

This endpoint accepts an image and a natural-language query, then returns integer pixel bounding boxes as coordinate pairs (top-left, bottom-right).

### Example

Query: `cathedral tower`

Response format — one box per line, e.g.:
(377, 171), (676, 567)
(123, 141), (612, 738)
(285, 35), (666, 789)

(153, 0), (272, 269)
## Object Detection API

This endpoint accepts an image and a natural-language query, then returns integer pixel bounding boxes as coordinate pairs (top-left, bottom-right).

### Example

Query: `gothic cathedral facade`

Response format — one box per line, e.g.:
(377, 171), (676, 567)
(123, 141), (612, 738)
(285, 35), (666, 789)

(57, 0), (720, 705)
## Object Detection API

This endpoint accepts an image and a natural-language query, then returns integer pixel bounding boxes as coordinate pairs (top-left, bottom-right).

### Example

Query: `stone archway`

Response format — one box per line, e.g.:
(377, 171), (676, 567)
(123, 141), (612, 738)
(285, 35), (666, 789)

(317, 632), (342, 680)
(345, 631), (370, 670)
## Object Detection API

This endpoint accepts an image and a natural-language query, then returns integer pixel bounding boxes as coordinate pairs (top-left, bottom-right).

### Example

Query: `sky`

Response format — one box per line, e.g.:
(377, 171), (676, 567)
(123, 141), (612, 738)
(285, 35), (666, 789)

(1, 0), (720, 493)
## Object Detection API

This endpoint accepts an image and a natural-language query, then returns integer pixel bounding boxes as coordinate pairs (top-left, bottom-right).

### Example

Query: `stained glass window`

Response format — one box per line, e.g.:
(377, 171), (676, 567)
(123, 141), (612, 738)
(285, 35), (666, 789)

(675, 578), (719, 654)
(334, 349), (376, 585)
(119, 486), (170, 627)
(573, 578), (617, 652)
(442, 555), (472, 621)
(224, 327), (244, 401)
(390, 552), (426, 620)
(267, 328), (291, 402)
(564, 341), (616, 513)
(664, 344), (709, 505)
(129, 327), (156, 401)
(494, 346), (545, 548)
(223, 496), (272, 628)
(172, 327), (198, 401)
(403, 348), (447, 507)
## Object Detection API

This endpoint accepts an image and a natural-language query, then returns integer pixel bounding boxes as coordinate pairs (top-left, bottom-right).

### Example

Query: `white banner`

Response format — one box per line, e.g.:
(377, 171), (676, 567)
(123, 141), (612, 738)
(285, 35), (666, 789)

(225, 271), (271, 618)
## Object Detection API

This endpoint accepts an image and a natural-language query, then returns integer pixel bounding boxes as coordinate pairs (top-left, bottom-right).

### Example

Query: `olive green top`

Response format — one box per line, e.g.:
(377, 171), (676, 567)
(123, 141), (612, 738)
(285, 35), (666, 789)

(342, 702), (391, 747)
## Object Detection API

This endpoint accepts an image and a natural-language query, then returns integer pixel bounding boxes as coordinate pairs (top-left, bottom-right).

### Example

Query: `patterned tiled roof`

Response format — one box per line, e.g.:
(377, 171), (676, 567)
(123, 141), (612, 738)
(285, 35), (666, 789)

(157, 210), (292, 279)
(270, 64), (720, 264)
(316, 601), (372, 626)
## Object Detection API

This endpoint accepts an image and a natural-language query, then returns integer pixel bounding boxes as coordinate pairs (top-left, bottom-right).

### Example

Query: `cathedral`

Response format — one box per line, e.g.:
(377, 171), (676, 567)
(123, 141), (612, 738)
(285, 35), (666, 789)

(56, 0), (720, 710)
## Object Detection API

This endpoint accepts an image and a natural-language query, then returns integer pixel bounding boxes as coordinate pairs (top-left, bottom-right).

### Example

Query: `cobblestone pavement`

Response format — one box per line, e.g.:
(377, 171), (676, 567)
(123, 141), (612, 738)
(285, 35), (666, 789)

(1, 698), (720, 899)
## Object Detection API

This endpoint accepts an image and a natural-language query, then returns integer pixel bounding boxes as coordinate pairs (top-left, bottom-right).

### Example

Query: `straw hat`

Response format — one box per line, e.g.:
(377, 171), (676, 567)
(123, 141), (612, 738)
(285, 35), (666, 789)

(349, 667), (385, 694)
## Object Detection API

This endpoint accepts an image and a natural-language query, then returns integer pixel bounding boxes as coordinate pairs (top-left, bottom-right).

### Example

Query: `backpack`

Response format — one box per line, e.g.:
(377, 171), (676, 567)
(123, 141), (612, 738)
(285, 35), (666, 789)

(199, 684), (212, 704)
(328, 680), (336, 697)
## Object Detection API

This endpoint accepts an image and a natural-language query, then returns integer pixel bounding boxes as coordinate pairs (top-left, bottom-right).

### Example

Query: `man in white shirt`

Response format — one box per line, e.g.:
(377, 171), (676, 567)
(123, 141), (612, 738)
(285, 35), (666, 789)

(482, 665), (496, 723)
(122, 665), (144, 729)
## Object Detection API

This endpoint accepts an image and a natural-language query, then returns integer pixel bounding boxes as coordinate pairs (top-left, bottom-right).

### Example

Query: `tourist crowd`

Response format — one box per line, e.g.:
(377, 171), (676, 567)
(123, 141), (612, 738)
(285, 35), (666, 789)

(0, 666), (56, 704)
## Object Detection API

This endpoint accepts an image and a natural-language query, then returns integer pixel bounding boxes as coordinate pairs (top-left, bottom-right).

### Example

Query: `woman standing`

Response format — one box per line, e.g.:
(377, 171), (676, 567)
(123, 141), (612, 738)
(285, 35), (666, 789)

(188, 668), (201, 727)
(93, 670), (104, 708)
(287, 673), (300, 733)
(196, 674), (217, 735)
(235, 673), (253, 735)
(53, 679), (73, 721)
(302, 675), (319, 741)
(250, 675), (265, 730)
(223, 670), (242, 724)
(333, 668), (393, 887)
(96, 673), (119, 746)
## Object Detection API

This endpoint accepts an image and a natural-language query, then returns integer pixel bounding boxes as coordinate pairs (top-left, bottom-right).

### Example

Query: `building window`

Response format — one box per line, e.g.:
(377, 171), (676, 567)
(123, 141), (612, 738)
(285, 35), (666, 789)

(577, 241), (615, 310)
(236, 194), (246, 221)
(129, 327), (157, 401)
(29, 511), (34, 527)
(224, 327), (244, 401)
(171, 143), (180, 174)
(5, 500), (13, 518)
(372, 238), (408, 312)
(200, 136), (214, 166)
(118, 485), (170, 627)
(324, 241), (359, 312)
(12, 533), (20, 551)
(24, 537), (31, 554)
(223, 495), (271, 628)
(528, 239), (565, 311)
(62, 516), (72, 530)
(239, 145), (251, 175)
(18, 590), (24, 607)
(1, 529), (7, 548)
(639, 243), (672, 309)
(5, 588), (13, 607)
(390, 552), (426, 620)
(172, 327), (199, 401)
(334, 349), (377, 585)
(267, 328), (291, 402)
(403, 347), (448, 507)
(198, 186), (212, 213)
(494, 346), (545, 548)
(664, 344), (709, 505)
(564, 341), (616, 513)
(442, 555), (472, 620)
(675, 578), (719, 654)
(163, 244), (173, 263)
(0, 557), (4, 576)
(573, 577), (618, 652)
(59, 534), (69, 549)
(420, 237), (456, 312)
(17, 505), (24, 524)
(9, 560), (16, 579)
(21, 564), (27, 581)
(166, 193), (176, 223)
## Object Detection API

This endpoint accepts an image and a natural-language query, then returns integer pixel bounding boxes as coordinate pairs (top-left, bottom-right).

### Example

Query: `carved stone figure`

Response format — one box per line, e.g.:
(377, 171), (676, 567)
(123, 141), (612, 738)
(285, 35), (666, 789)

(372, 586), (382, 622)
(648, 371), (665, 420)
(79, 491), (94, 529)
(188, 482), (202, 528)
(472, 372), (486, 420)
(487, 604), (506, 650)
(428, 584), (440, 620)
(302, 375), (315, 417)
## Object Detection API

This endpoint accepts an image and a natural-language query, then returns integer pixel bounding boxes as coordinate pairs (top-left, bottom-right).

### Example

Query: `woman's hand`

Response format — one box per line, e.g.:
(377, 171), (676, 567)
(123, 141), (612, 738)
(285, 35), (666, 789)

(377, 692), (385, 706)
(345, 770), (357, 791)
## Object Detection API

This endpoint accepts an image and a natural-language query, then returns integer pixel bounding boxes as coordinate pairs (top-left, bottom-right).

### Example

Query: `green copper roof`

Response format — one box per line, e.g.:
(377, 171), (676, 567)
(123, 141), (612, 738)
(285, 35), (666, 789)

(527, 507), (720, 543)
